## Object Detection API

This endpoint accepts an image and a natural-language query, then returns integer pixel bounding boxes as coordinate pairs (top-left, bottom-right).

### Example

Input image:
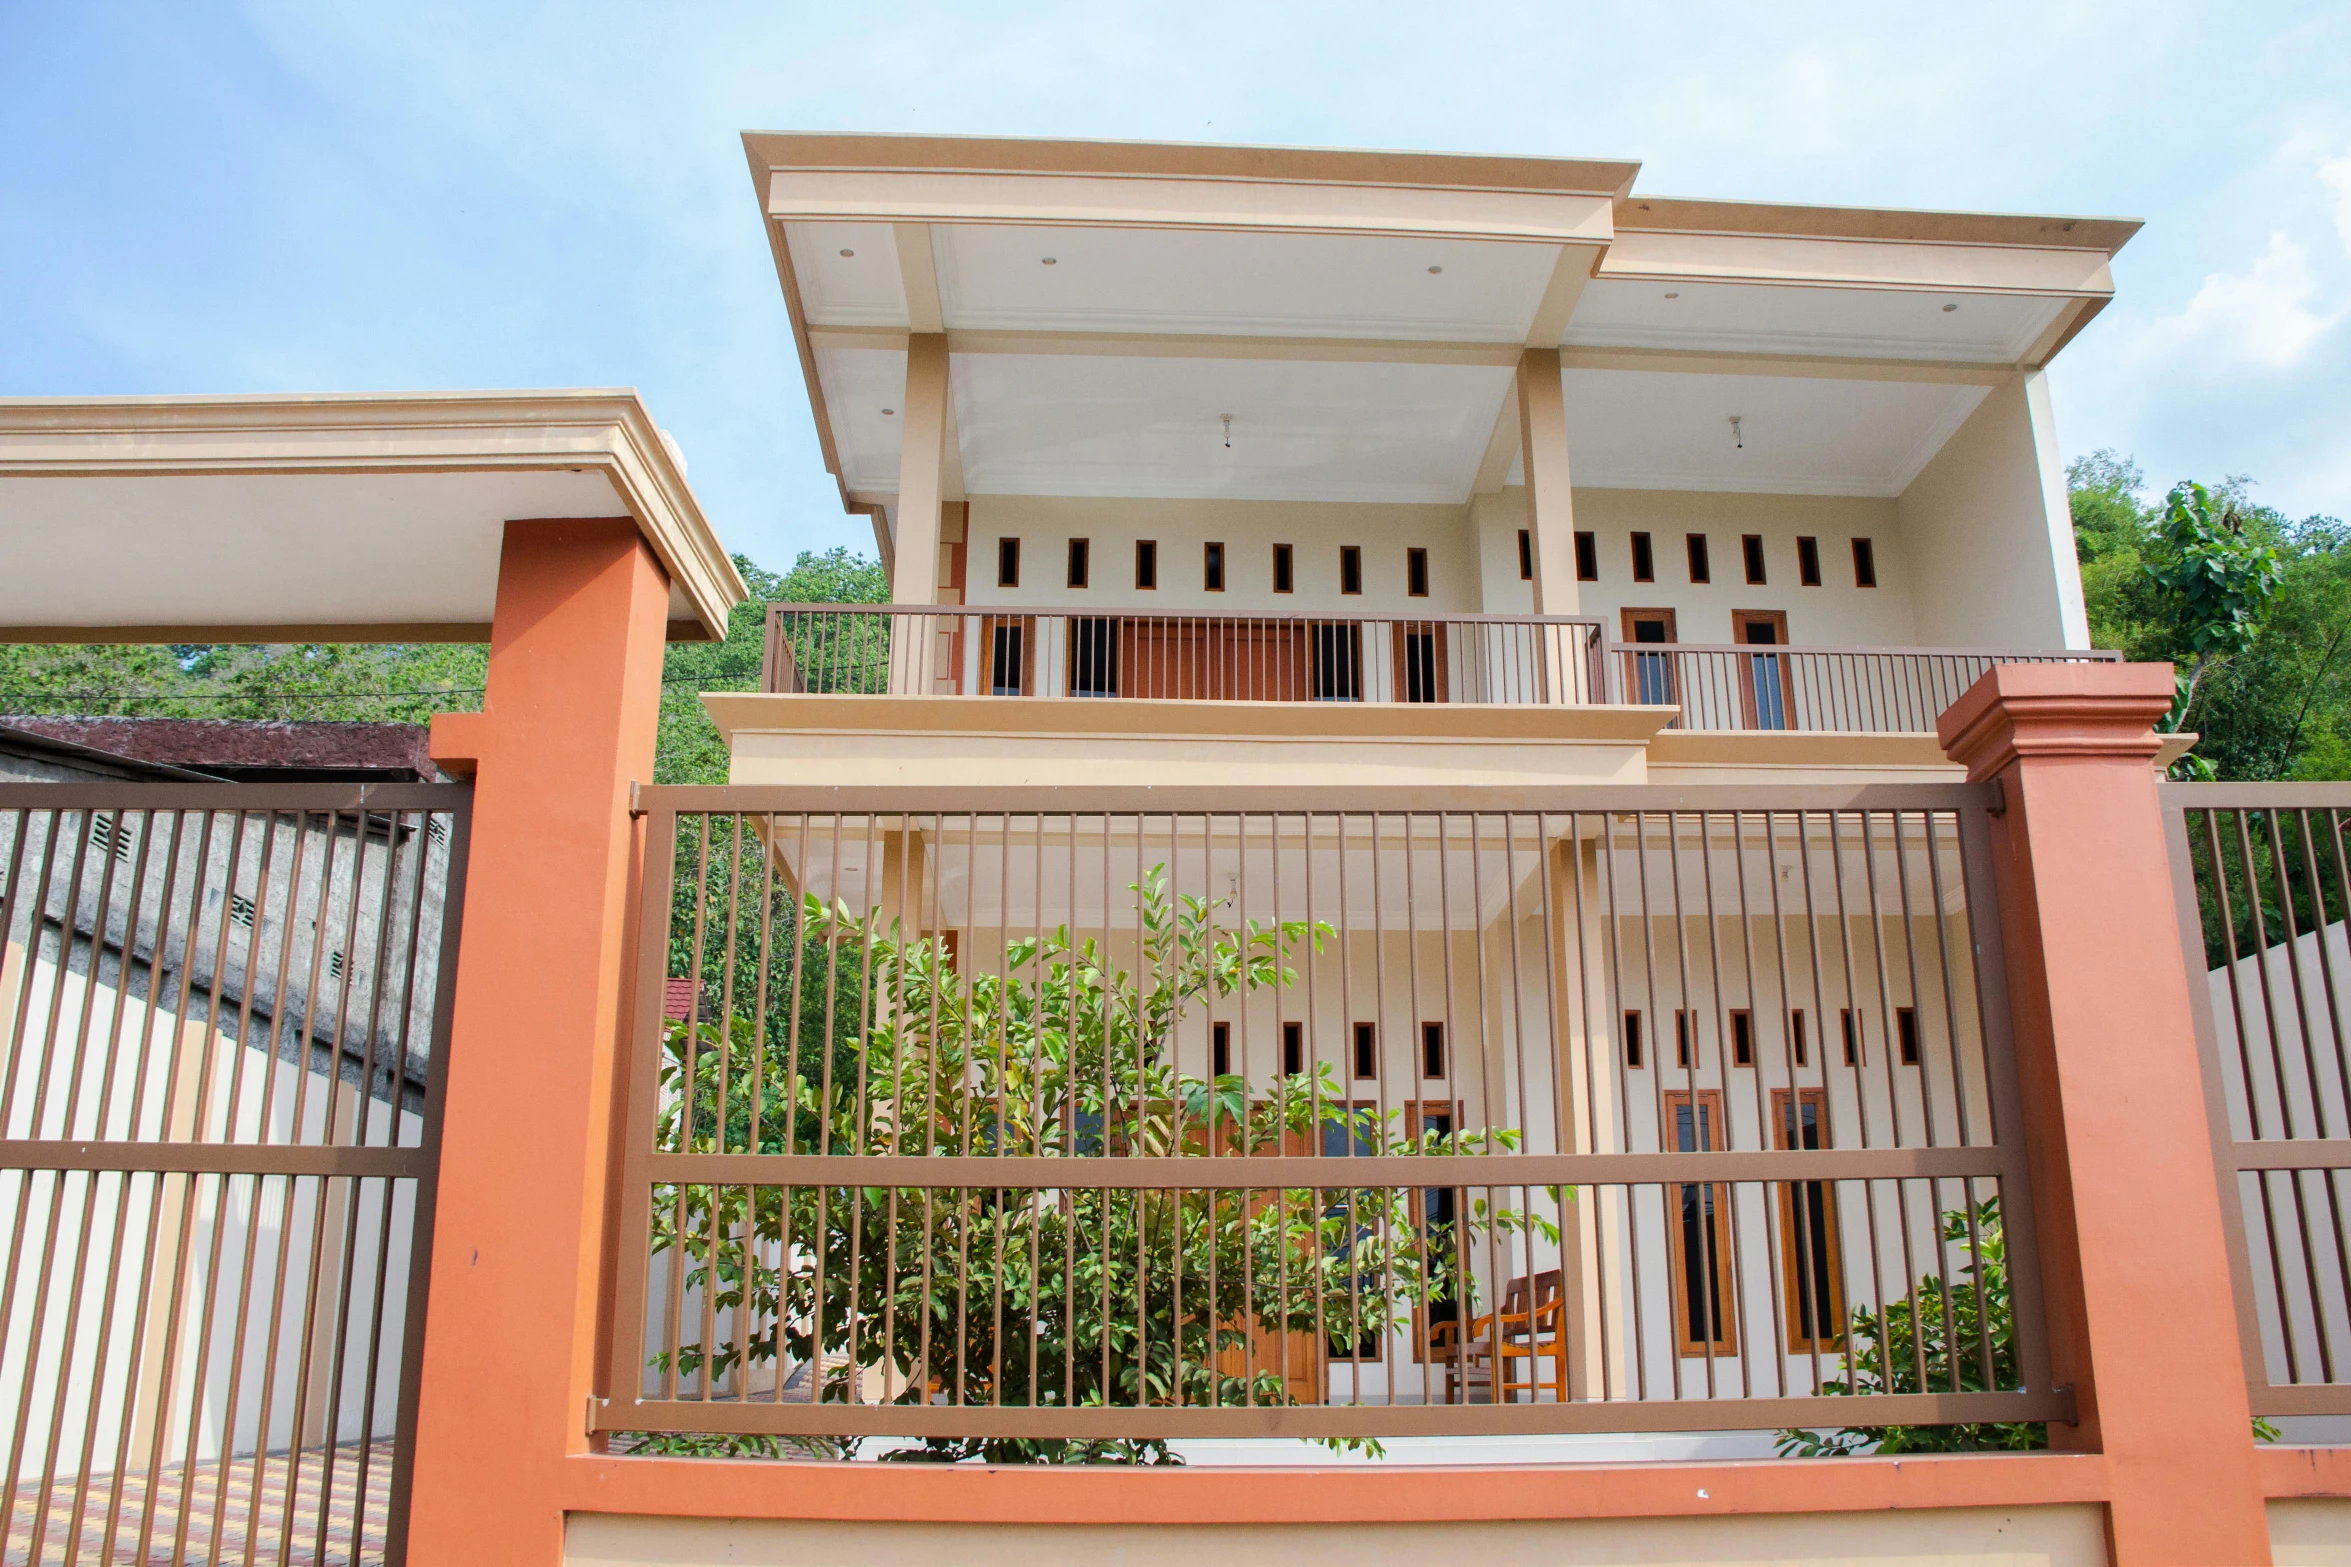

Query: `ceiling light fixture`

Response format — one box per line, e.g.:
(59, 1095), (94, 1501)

(1042, 256), (1058, 266)
(1942, 302), (1959, 313)
(1427, 265), (1443, 275)
(1221, 414), (1232, 449)
(1664, 291), (1680, 299)
(839, 248), (855, 258)
(1729, 415), (1745, 450)
(882, 408), (895, 416)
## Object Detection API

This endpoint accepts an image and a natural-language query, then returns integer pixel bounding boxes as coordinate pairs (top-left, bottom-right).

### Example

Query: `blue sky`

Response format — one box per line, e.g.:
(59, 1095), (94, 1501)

(4, 1), (2347, 570)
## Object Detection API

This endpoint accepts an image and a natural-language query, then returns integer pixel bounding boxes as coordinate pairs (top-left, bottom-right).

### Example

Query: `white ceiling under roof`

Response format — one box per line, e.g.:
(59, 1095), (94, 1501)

(1553, 370), (1990, 497)
(954, 353), (1511, 503)
(1564, 279), (2065, 363)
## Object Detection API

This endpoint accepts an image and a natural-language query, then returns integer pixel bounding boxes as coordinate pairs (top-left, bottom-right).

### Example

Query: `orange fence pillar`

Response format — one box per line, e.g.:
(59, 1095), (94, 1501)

(1939, 664), (2269, 1566)
(407, 518), (669, 1565)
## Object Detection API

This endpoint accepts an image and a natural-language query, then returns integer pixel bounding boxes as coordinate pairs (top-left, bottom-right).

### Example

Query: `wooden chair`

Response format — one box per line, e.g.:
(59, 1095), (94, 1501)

(1429, 1270), (1568, 1403)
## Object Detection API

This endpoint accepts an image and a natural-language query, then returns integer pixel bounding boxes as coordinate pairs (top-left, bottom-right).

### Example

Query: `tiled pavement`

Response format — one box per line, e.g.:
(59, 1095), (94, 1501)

(2, 1440), (395, 1566)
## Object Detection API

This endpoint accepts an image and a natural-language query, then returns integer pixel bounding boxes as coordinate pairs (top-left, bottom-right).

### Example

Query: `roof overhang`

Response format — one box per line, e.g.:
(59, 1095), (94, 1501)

(744, 132), (2141, 521)
(0, 390), (745, 643)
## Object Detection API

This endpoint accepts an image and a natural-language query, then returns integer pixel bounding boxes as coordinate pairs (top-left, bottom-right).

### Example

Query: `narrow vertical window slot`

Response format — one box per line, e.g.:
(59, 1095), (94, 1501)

(1686, 533), (1710, 583)
(1134, 539), (1157, 590)
(1271, 542), (1294, 594)
(1406, 546), (1430, 598)
(1517, 528), (1534, 581)
(1339, 545), (1363, 596)
(1730, 1009), (1753, 1067)
(1623, 1010), (1644, 1069)
(1420, 1021), (1446, 1079)
(1897, 1007), (1921, 1065)
(1797, 535), (1822, 586)
(1352, 1021), (1378, 1080)
(1852, 538), (1878, 588)
(1741, 534), (1766, 585)
(1574, 530), (1598, 581)
(1211, 1020), (1231, 1077)
(1203, 541), (1226, 592)
(1630, 531), (1655, 583)
(1066, 537), (1090, 589)
(997, 537), (1021, 588)
(1282, 1019), (1304, 1076)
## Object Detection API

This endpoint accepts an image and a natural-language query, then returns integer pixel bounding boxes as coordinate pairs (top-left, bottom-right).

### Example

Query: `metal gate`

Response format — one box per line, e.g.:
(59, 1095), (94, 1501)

(2165, 782), (2351, 1420)
(0, 783), (468, 1565)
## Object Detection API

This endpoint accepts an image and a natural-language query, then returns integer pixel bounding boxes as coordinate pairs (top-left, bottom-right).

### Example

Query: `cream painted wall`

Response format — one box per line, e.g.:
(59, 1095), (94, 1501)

(966, 495), (1479, 613)
(1562, 490), (1916, 647)
(566, 1506), (2113, 1567)
(1896, 373), (2089, 651)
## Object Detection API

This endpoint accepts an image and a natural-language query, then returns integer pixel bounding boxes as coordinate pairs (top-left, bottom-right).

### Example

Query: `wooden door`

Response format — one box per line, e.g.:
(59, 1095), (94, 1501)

(1772, 1087), (1845, 1352)
(1620, 607), (1679, 708)
(1391, 621), (1450, 704)
(1732, 609), (1795, 731)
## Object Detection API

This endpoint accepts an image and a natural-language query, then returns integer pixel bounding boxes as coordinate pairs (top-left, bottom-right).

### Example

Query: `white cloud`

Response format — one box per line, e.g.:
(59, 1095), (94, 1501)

(2324, 150), (2351, 256)
(2134, 231), (2344, 373)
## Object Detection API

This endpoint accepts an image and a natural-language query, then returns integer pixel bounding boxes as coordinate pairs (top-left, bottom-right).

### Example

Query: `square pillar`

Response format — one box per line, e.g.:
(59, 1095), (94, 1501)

(406, 517), (671, 1566)
(1938, 663), (2270, 1566)
(1515, 347), (1580, 619)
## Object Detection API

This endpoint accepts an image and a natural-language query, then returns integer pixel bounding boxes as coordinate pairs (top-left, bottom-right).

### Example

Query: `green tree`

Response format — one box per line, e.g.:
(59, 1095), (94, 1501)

(640, 861), (1546, 1464)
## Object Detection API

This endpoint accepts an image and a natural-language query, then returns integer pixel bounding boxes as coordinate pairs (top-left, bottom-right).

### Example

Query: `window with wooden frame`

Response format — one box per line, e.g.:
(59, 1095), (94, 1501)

(1339, 544), (1363, 596)
(1321, 1103), (1386, 1360)
(1897, 1006), (1921, 1065)
(1674, 1008), (1695, 1069)
(1730, 1009), (1754, 1067)
(1573, 530), (1598, 581)
(1405, 1100), (1465, 1362)
(1352, 1021), (1378, 1080)
(1517, 528), (1534, 581)
(1686, 532), (1711, 583)
(1406, 546), (1430, 598)
(1067, 537), (1090, 589)
(1282, 1019), (1305, 1076)
(1742, 534), (1767, 585)
(1211, 1020), (1231, 1077)
(1420, 1021), (1446, 1079)
(982, 615), (1036, 696)
(1621, 607), (1679, 707)
(1840, 1008), (1862, 1066)
(1797, 536), (1822, 587)
(997, 536), (1021, 588)
(1272, 542), (1295, 594)
(1621, 1010), (1644, 1068)
(1664, 1090), (1737, 1356)
(1630, 531), (1655, 583)
(1394, 622), (1446, 704)
(1788, 1008), (1808, 1066)
(1203, 541), (1226, 592)
(1773, 1086), (1845, 1352)
(1134, 538), (1158, 590)
(1852, 538), (1878, 588)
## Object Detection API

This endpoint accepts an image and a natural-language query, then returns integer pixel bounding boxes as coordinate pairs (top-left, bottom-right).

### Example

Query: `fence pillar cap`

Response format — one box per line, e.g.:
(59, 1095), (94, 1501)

(1935, 660), (2175, 783)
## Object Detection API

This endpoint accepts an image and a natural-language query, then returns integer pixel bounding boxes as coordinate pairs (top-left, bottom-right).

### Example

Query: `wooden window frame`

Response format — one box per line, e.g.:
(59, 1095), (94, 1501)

(1420, 1020), (1447, 1080)
(1134, 539), (1158, 590)
(1067, 537), (1091, 589)
(1674, 1008), (1695, 1069)
(1630, 530), (1655, 583)
(1852, 537), (1878, 588)
(1621, 607), (1679, 707)
(1686, 532), (1711, 583)
(1339, 544), (1363, 596)
(1730, 1008), (1754, 1067)
(1789, 1008), (1808, 1067)
(1405, 546), (1430, 598)
(1211, 1020), (1231, 1078)
(1272, 542), (1295, 594)
(1623, 1009), (1644, 1069)
(1840, 1008), (1862, 1066)
(1741, 534), (1767, 585)
(1663, 1089), (1738, 1356)
(1518, 529), (1535, 581)
(1392, 621), (1448, 705)
(1732, 609), (1796, 730)
(1352, 1021), (1378, 1081)
(981, 614), (1037, 697)
(1203, 540), (1226, 593)
(1773, 1086), (1846, 1353)
(1573, 530), (1598, 582)
(1897, 1006), (1921, 1065)
(1796, 535), (1822, 587)
(1282, 1019), (1305, 1076)
(997, 536), (1021, 588)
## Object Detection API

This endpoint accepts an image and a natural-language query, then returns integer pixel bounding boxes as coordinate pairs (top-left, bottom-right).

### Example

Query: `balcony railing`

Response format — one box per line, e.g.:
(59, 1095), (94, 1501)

(761, 604), (2118, 733)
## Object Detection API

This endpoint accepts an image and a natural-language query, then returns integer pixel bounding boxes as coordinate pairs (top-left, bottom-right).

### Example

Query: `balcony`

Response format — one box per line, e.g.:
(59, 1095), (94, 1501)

(762, 604), (2118, 734)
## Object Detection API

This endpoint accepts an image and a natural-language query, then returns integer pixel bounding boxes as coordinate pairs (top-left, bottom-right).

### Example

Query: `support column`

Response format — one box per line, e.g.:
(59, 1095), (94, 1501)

(1937, 663), (2270, 1566)
(1514, 347), (1579, 618)
(407, 518), (670, 1567)
(890, 333), (951, 694)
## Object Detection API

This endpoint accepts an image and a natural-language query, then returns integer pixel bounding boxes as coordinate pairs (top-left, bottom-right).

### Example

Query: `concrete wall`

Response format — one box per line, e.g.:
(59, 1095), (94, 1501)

(1895, 373), (2089, 651)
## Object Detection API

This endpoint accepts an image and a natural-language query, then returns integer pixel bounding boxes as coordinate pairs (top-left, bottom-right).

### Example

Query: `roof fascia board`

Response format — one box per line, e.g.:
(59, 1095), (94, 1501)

(0, 390), (746, 641)
(1599, 230), (2119, 299)
(1617, 196), (2140, 256)
(744, 132), (1641, 201)
(767, 170), (1616, 245)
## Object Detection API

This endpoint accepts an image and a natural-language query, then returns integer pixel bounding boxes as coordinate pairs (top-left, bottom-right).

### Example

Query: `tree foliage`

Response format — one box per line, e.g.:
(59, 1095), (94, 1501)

(640, 863), (1546, 1464)
(2072, 453), (2350, 781)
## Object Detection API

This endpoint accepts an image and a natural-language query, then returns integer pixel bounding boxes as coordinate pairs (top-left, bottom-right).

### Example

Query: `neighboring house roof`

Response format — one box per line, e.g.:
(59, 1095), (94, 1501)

(0, 720), (220, 782)
(0, 716), (444, 783)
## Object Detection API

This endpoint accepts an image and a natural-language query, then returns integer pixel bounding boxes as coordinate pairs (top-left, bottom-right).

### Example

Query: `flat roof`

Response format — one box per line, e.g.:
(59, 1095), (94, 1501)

(0, 390), (745, 643)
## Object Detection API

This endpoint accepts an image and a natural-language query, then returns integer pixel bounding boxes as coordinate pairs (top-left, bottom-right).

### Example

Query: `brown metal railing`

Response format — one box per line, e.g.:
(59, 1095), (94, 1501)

(763, 604), (1609, 707)
(0, 782), (468, 1564)
(599, 785), (2062, 1447)
(1607, 643), (2122, 733)
(2167, 783), (2351, 1418)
